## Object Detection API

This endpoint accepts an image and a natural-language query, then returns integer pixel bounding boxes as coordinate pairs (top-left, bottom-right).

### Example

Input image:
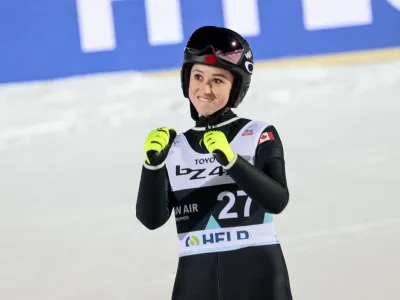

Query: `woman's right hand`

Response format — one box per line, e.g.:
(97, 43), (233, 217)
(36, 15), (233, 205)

(144, 127), (177, 166)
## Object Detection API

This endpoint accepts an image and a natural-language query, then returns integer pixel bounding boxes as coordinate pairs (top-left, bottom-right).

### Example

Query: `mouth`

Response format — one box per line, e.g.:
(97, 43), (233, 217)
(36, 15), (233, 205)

(197, 96), (214, 103)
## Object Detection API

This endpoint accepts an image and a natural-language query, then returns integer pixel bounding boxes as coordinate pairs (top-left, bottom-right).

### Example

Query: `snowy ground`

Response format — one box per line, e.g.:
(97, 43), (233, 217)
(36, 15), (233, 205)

(0, 59), (399, 300)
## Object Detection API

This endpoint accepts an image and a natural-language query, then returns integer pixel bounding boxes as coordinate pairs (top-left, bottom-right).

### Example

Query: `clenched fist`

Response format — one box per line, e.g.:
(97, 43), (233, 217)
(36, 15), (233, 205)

(144, 127), (177, 166)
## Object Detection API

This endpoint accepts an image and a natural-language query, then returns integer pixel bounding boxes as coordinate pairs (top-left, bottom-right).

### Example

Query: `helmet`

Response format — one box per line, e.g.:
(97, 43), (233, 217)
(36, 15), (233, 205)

(180, 26), (254, 120)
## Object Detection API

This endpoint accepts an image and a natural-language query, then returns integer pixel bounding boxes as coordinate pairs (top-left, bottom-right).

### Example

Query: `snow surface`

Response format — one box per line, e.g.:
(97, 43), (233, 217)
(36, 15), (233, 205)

(0, 60), (399, 300)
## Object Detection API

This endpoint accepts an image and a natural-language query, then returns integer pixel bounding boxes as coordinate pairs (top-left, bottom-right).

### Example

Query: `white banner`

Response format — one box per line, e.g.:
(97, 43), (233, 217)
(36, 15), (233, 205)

(178, 223), (279, 257)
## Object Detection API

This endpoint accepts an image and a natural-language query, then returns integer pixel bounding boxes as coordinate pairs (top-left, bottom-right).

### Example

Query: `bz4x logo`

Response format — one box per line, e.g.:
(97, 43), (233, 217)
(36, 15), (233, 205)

(176, 165), (226, 180)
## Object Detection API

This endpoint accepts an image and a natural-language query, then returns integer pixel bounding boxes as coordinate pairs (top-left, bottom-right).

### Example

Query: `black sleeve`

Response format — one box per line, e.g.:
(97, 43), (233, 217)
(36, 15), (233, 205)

(135, 164), (176, 230)
(224, 126), (289, 214)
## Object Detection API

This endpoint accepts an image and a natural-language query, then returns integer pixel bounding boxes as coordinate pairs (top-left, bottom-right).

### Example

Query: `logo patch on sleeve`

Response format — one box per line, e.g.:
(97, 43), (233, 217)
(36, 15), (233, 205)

(241, 128), (254, 136)
(258, 132), (275, 144)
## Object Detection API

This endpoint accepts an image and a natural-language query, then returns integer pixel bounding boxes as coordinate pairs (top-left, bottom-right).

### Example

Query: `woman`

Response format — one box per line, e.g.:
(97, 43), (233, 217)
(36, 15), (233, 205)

(136, 26), (293, 300)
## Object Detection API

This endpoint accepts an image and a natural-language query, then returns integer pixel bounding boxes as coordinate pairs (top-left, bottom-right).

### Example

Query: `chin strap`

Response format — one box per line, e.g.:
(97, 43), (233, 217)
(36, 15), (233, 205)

(198, 107), (230, 131)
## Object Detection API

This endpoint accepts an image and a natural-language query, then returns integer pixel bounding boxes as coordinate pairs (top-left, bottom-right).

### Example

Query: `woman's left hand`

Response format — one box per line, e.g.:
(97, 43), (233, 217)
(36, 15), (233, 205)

(203, 131), (236, 166)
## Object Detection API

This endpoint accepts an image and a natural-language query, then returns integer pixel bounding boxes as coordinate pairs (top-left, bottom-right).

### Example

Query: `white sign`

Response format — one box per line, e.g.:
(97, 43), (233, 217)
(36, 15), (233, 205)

(221, 0), (260, 37)
(302, 0), (373, 30)
(75, 0), (261, 53)
(387, 0), (400, 11)
(76, 0), (117, 52)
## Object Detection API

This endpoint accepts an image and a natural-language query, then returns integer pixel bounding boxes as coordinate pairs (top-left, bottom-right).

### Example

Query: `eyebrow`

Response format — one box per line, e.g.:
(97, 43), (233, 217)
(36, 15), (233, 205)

(192, 68), (229, 80)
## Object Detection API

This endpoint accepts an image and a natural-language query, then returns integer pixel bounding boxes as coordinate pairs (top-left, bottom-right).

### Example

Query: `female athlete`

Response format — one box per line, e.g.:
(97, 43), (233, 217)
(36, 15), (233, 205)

(136, 26), (293, 300)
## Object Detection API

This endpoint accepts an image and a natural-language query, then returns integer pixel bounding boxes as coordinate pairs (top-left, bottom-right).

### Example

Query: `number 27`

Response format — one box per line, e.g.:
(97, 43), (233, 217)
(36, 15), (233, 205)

(217, 190), (252, 219)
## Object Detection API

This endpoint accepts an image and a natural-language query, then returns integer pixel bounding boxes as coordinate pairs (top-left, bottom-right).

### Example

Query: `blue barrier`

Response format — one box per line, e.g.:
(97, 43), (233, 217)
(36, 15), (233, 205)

(0, 0), (399, 84)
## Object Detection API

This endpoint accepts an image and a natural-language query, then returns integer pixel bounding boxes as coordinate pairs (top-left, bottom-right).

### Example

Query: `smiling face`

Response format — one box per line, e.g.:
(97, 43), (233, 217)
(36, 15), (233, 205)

(188, 63), (234, 117)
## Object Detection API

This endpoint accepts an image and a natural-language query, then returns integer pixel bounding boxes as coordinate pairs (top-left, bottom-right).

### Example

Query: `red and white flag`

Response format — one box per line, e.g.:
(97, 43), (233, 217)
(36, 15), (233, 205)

(258, 132), (275, 144)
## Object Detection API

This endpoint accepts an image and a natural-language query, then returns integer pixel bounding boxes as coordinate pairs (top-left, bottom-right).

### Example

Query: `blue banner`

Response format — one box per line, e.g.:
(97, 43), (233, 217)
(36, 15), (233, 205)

(1, 0), (399, 84)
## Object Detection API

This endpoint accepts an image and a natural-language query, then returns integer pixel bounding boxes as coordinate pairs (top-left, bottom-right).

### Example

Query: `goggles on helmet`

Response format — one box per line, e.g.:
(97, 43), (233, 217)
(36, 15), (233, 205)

(185, 26), (245, 65)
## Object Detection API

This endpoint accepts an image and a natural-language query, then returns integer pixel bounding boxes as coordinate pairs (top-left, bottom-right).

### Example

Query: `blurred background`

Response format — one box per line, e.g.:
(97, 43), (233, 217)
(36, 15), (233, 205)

(0, 1), (399, 299)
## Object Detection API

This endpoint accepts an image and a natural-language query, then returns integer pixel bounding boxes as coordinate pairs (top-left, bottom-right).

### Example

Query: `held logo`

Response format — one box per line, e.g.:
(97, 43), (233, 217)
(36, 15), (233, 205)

(185, 230), (250, 247)
(185, 236), (201, 247)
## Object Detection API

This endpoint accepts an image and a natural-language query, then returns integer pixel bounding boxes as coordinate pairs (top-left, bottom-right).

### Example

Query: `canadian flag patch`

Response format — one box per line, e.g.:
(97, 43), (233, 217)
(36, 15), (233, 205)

(258, 132), (275, 144)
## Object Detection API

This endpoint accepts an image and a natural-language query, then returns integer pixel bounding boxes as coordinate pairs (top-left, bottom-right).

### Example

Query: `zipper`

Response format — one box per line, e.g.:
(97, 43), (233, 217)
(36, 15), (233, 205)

(205, 117), (211, 131)
(216, 253), (222, 300)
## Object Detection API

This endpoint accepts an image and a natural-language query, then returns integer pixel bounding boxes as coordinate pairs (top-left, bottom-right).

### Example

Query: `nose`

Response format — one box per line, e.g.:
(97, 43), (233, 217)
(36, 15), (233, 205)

(199, 81), (212, 94)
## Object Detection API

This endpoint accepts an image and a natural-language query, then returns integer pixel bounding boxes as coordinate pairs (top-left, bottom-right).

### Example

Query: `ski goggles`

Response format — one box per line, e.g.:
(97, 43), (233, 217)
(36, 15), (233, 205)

(185, 26), (245, 65)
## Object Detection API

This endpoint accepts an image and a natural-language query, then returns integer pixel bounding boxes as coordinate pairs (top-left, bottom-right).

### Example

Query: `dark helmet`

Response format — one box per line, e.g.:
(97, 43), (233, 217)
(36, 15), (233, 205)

(180, 26), (254, 120)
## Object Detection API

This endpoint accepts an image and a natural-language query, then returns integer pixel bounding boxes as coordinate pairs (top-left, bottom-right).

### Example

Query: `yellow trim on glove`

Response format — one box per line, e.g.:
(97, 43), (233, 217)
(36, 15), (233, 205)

(144, 127), (176, 164)
(203, 130), (235, 163)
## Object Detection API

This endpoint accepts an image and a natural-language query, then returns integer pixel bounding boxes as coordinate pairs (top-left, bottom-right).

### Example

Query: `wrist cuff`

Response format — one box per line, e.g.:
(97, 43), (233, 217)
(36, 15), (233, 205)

(223, 153), (238, 170)
(143, 159), (166, 170)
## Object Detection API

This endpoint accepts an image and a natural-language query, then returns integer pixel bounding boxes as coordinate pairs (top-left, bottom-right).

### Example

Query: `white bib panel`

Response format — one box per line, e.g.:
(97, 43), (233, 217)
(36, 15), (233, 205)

(166, 120), (280, 257)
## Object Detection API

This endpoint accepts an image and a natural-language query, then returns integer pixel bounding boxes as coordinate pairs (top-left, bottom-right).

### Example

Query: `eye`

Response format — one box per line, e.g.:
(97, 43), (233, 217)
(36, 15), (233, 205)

(213, 78), (223, 84)
(193, 74), (202, 80)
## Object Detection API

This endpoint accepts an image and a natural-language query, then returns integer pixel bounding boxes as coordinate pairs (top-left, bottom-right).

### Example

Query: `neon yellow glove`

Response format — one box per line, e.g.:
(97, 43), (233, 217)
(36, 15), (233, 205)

(203, 130), (236, 166)
(144, 127), (177, 166)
